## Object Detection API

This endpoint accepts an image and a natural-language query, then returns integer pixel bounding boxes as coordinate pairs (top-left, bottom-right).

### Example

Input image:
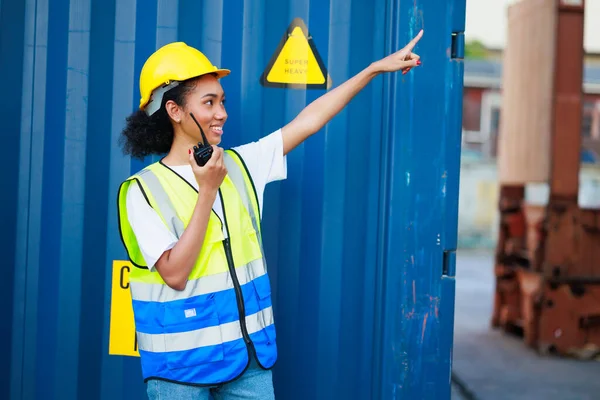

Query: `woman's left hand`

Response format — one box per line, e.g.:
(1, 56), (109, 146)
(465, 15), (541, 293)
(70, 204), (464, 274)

(372, 29), (423, 75)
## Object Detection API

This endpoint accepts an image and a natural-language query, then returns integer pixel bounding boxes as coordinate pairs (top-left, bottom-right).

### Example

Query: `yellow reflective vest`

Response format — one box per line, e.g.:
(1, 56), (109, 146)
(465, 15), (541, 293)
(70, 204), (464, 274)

(117, 150), (277, 385)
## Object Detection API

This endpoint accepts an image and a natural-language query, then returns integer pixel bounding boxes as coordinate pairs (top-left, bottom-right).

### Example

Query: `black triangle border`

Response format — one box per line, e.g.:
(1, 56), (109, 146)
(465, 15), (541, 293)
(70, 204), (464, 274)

(260, 18), (330, 90)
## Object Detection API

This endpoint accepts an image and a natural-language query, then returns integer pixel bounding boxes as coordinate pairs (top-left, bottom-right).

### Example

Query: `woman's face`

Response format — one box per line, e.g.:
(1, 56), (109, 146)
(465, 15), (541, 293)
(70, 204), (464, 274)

(179, 74), (228, 146)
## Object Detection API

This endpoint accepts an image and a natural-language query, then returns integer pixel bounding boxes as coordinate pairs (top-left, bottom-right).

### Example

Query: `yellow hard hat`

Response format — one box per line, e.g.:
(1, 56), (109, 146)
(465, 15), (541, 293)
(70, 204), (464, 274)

(139, 42), (230, 115)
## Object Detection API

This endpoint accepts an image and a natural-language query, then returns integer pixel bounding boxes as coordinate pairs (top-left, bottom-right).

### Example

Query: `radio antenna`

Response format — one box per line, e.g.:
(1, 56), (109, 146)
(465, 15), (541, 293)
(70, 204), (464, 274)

(189, 113), (210, 147)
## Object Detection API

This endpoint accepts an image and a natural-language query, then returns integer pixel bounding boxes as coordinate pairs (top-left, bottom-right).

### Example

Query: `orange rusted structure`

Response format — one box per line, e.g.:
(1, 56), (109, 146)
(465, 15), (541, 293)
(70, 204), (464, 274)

(493, 0), (600, 357)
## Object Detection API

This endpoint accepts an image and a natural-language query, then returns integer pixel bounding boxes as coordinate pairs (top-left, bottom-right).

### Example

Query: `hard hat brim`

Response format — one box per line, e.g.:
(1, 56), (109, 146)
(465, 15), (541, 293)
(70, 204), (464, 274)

(186, 68), (231, 82)
(211, 69), (231, 79)
(140, 68), (231, 112)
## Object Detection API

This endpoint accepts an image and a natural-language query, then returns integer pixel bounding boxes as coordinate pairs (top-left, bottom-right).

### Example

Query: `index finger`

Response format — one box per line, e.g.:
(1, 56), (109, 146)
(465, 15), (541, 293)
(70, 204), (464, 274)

(406, 29), (423, 50)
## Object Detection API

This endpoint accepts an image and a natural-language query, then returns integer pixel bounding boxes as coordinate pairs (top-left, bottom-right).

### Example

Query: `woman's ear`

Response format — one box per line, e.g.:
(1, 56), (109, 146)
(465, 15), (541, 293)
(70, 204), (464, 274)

(164, 100), (182, 123)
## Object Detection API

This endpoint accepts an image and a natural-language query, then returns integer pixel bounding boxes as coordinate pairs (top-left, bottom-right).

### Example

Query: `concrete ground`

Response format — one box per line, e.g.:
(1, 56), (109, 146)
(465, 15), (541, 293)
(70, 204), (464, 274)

(451, 383), (468, 400)
(451, 250), (600, 400)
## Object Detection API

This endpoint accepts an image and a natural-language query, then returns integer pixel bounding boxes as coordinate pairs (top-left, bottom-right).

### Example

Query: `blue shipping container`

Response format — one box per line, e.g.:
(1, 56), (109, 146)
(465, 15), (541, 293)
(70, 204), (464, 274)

(1, 0), (465, 399)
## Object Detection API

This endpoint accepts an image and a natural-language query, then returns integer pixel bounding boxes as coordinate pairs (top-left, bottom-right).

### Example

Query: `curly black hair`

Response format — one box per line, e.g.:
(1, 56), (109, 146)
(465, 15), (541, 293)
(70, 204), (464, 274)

(120, 78), (199, 159)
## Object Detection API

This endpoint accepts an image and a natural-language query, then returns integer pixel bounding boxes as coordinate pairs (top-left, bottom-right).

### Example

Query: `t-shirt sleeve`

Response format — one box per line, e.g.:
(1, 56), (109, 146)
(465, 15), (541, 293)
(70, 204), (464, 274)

(232, 129), (287, 214)
(125, 182), (178, 270)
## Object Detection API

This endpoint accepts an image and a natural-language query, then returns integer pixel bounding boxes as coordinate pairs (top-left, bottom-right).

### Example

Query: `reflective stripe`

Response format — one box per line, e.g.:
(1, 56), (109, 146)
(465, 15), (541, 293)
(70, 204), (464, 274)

(137, 307), (274, 353)
(223, 152), (268, 277)
(223, 153), (260, 235)
(139, 156), (258, 242)
(138, 155), (264, 264)
(138, 169), (185, 238)
(130, 259), (266, 302)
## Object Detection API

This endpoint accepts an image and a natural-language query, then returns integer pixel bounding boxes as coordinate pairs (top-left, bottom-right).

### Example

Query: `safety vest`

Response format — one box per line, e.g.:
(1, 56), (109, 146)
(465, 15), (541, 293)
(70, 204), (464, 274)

(117, 150), (277, 385)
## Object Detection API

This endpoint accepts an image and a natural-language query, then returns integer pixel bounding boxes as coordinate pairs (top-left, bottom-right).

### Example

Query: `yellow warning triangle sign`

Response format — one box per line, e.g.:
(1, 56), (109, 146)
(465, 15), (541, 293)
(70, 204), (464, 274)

(260, 18), (330, 89)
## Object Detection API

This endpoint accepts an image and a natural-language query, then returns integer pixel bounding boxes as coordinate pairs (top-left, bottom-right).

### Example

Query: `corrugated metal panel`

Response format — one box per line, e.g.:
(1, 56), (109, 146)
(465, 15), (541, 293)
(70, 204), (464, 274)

(498, 0), (557, 184)
(4, 0), (465, 399)
(0, 0), (26, 397)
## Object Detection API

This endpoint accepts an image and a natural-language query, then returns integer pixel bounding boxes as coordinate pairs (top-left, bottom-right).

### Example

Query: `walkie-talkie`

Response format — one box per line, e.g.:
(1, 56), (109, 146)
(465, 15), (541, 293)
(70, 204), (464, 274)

(189, 113), (213, 166)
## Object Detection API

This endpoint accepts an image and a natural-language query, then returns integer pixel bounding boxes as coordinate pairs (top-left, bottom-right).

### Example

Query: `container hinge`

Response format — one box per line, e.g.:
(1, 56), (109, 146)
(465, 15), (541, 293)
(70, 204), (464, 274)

(451, 32), (465, 59)
(443, 249), (456, 277)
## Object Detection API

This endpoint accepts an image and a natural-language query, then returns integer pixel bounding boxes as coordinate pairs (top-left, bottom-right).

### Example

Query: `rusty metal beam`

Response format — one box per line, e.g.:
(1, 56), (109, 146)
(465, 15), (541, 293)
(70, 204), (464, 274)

(549, 0), (585, 199)
(492, 0), (600, 358)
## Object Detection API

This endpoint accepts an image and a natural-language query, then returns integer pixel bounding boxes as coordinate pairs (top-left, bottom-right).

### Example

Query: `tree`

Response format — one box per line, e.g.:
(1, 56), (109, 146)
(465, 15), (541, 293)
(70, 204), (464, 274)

(465, 40), (488, 60)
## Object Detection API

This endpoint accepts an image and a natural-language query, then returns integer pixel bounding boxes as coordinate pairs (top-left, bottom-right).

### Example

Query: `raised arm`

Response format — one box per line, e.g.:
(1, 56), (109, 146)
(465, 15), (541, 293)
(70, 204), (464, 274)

(282, 29), (423, 155)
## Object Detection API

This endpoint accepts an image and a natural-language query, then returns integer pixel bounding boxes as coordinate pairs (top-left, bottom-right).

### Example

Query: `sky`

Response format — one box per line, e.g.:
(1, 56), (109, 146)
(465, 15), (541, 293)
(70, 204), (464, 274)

(465, 0), (600, 52)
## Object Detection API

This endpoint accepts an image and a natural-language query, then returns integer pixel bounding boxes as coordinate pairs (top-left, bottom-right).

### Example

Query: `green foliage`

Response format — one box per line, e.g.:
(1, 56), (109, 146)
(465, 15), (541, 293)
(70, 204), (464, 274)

(465, 40), (488, 60)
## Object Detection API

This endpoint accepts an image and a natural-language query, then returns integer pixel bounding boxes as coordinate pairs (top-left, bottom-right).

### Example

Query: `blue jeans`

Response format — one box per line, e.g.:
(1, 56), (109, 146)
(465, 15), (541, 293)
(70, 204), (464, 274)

(146, 358), (275, 400)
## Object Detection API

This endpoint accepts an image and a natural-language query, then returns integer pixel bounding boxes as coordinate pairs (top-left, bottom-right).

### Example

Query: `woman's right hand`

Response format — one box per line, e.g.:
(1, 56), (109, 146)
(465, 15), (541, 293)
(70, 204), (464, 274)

(188, 146), (227, 194)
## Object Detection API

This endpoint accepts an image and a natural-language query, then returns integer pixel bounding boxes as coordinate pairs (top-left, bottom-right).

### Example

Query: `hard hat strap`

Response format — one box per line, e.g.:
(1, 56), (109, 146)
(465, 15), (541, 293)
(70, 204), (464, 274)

(145, 81), (180, 116)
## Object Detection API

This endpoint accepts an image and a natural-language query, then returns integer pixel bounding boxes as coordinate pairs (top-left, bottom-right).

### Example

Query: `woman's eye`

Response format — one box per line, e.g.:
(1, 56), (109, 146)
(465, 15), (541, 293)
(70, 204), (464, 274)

(204, 98), (225, 106)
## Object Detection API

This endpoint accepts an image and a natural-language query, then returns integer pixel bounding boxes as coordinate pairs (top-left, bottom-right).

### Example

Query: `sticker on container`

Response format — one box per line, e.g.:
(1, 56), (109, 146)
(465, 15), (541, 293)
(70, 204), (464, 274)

(108, 260), (139, 357)
(260, 18), (331, 89)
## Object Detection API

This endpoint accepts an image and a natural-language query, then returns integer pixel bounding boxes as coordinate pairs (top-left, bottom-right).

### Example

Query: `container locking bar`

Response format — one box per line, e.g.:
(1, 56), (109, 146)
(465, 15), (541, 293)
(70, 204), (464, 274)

(443, 250), (457, 277)
(451, 32), (465, 59)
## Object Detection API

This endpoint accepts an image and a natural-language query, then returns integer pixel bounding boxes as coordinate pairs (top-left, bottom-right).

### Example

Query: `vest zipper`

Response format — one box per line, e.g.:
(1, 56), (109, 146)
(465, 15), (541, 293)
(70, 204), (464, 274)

(218, 189), (254, 348)
(158, 161), (258, 363)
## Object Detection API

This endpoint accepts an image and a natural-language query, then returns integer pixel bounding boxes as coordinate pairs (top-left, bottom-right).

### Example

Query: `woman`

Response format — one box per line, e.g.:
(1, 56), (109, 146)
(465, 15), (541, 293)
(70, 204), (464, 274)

(118, 29), (423, 400)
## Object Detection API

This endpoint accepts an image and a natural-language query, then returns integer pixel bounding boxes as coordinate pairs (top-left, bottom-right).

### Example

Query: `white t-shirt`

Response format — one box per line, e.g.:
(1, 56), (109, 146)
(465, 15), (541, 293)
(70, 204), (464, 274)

(126, 129), (287, 269)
